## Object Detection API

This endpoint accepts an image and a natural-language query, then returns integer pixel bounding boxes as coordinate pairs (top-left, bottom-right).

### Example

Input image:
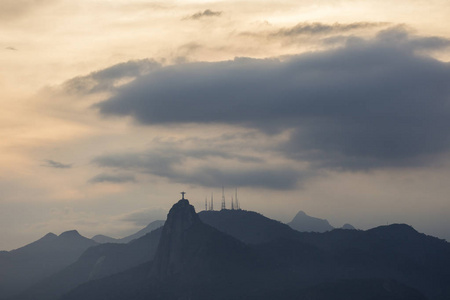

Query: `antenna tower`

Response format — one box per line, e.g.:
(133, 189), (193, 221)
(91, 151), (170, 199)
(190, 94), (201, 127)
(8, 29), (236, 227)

(210, 192), (214, 211)
(221, 186), (226, 210)
(235, 188), (240, 210)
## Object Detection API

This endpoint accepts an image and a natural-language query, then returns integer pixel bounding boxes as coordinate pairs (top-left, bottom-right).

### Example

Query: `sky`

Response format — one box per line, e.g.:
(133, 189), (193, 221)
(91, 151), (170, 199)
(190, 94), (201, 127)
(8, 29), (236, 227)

(1, 0), (450, 250)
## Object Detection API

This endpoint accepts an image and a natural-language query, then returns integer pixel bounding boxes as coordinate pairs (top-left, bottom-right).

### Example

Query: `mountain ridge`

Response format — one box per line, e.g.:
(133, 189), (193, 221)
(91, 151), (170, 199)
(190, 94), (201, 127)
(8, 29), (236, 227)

(199, 209), (299, 244)
(288, 210), (335, 232)
(59, 199), (444, 300)
(92, 220), (165, 244)
(14, 227), (163, 300)
(4, 199), (450, 300)
(0, 230), (97, 299)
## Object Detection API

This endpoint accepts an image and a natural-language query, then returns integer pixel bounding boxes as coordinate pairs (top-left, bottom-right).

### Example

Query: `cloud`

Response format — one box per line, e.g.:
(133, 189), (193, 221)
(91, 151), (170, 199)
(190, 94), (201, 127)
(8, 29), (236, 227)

(94, 28), (450, 172)
(0, 0), (57, 22)
(240, 22), (389, 43)
(374, 26), (450, 51)
(92, 142), (307, 190)
(185, 9), (222, 20)
(62, 59), (160, 95)
(176, 42), (203, 57)
(88, 173), (136, 184)
(5, 47), (17, 51)
(174, 166), (303, 190)
(272, 22), (388, 37)
(42, 160), (72, 169)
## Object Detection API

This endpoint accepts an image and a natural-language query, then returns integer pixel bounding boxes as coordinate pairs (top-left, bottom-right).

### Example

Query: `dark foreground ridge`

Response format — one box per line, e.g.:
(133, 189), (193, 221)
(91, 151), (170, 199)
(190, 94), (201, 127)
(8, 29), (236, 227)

(198, 208), (300, 244)
(7, 194), (450, 300)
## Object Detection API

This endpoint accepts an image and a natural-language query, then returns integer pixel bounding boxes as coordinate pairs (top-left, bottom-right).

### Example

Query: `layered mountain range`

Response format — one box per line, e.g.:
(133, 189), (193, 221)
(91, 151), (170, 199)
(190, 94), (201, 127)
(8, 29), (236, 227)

(92, 220), (165, 244)
(288, 210), (355, 232)
(1, 198), (449, 300)
(0, 230), (97, 298)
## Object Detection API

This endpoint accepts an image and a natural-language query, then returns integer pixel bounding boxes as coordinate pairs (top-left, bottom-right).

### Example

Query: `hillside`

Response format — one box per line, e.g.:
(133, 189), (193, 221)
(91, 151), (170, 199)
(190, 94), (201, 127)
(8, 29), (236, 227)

(0, 230), (97, 299)
(14, 227), (162, 300)
(199, 209), (300, 244)
(92, 220), (165, 244)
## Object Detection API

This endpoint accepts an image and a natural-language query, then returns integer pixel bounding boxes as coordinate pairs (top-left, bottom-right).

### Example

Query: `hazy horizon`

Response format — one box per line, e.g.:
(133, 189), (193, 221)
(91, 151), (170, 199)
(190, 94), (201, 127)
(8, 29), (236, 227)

(1, 0), (450, 251)
(2, 192), (448, 251)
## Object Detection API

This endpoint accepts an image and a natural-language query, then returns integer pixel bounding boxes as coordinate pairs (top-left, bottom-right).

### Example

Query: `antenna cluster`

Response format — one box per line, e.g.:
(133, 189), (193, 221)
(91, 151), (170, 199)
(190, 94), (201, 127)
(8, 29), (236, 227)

(205, 187), (241, 211)
(205, 192), (215, 211)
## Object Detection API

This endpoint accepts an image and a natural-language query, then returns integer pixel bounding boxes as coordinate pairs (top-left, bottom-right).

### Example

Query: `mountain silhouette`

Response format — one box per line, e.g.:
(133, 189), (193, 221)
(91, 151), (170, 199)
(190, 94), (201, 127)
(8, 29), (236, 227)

(90, 234), (117, 244)
(14, 227), (162, 300)
(4, 197), (450, 300)
(59, 198), (438, 300)
(62, 198), (253, 300)
(199, 209), (299, 244)
(150, 199), (250, 282)
(288, 210), (334, 232)
(0, 230), (97, 299)
(92, 220), (165, 244)
(341, 223), (355, 230)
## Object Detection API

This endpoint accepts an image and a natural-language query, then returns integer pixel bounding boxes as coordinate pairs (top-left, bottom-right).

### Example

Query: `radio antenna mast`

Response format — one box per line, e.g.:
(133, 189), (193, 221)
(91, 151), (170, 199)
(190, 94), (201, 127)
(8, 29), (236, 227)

(210, 192), (214, 211)
(221, 186), (226, 210)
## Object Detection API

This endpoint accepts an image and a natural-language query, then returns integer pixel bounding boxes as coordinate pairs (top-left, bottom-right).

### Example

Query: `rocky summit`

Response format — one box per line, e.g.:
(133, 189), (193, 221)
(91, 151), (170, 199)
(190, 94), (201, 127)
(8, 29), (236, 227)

(151, 198), (201, 278)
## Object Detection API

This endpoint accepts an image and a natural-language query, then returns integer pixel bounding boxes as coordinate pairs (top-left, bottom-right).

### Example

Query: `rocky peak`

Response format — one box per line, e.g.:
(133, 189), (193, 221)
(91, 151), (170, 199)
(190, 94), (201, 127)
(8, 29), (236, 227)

(288, 210), (334, 233)
(151, 198), (201, 278)
(41, 232), (58, 241)
(59, 230), (82, 239)
(164, 199), (200, 232)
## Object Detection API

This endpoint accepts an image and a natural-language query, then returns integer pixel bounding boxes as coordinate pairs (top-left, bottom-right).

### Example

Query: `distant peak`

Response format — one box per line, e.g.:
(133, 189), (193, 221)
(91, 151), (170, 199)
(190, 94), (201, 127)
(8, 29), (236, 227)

(341, 223), (356, 230)
(289, 210), (334, 233)
(40, 232), (58, 241)
(291, 210), (326, 222)
(59, 230), (81, 238)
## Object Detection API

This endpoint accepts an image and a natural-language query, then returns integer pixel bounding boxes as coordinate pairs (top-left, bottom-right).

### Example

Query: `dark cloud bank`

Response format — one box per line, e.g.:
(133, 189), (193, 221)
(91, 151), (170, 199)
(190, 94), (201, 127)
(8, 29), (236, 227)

(88, 173), (136, 184)
(90, 28), (450, 188)
(92, 145), (303, 189)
